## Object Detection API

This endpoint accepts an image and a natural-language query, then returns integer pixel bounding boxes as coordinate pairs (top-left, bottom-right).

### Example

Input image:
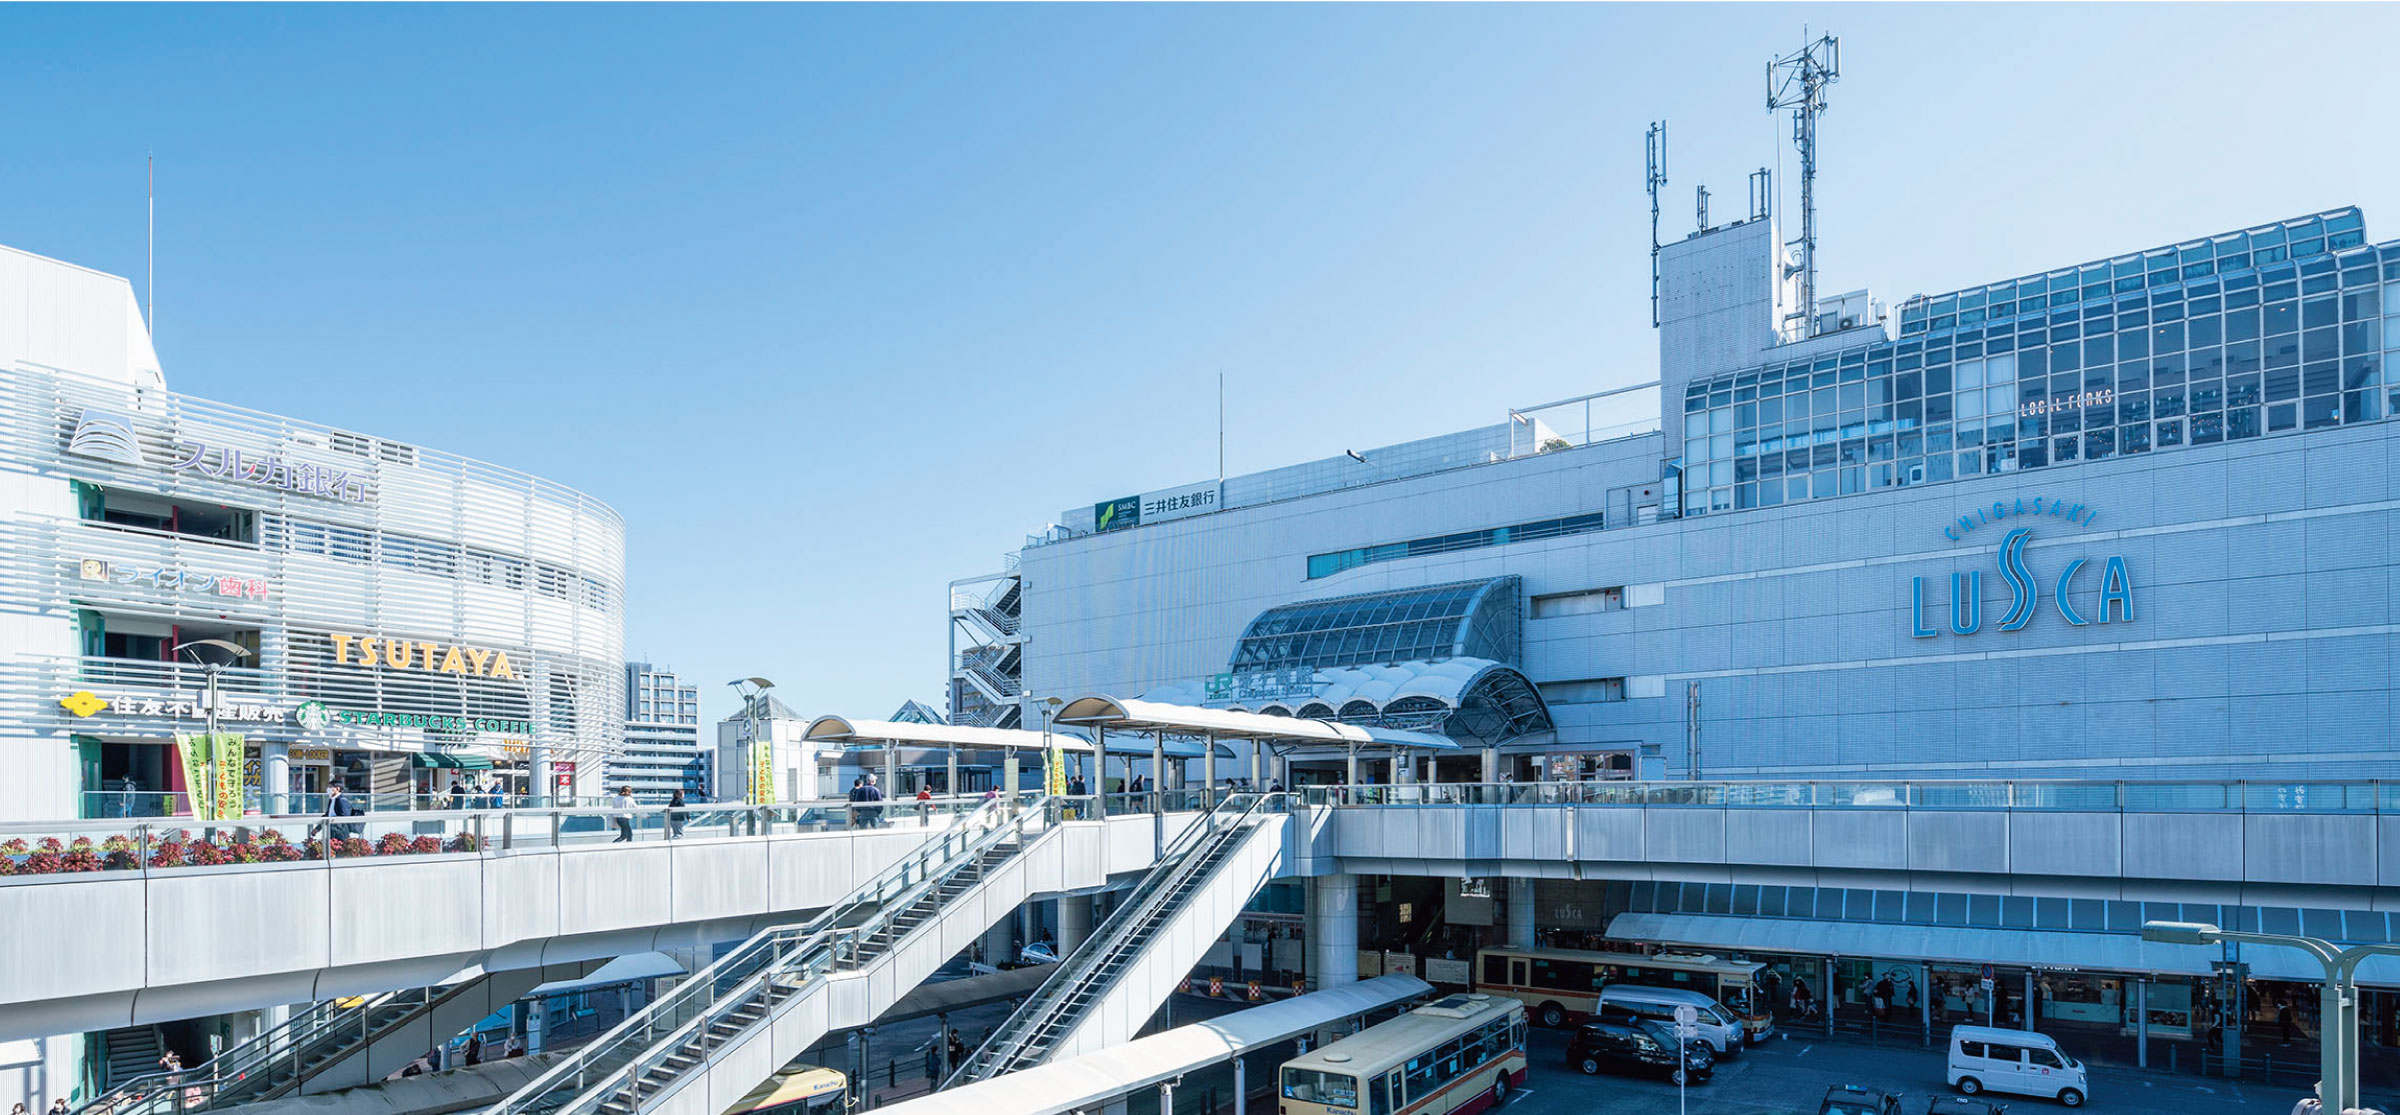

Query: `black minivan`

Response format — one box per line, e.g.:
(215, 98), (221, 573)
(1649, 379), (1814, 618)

(1566, 1020), (1714, 1085)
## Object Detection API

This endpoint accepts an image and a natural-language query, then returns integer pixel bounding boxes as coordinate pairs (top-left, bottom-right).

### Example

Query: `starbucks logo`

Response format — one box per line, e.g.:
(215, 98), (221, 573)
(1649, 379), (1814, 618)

(295, 700), (331, 731)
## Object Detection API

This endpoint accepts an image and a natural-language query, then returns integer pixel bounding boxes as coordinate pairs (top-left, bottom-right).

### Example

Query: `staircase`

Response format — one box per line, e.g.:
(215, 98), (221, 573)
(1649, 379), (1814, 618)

(99, 1026), (163, 1092)
(950, 793), (1286, 1083)
(485, 797), (1058, 1115)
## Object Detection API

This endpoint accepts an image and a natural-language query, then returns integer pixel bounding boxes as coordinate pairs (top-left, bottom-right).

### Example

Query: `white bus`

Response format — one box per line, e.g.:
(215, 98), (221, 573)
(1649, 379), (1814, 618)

(1279, 995), (1527, 1115)
(1473, 946), (1773, 1043)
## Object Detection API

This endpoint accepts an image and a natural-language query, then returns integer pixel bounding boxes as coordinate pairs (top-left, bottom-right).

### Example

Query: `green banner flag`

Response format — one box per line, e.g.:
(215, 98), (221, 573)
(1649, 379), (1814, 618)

(174, 733), (250, 820)
(748, 734), (774, 805)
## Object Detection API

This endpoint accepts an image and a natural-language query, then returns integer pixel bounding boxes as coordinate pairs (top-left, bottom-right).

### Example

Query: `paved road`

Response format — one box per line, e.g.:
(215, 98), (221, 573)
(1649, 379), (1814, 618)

(1510, 1025), (2316, 1114)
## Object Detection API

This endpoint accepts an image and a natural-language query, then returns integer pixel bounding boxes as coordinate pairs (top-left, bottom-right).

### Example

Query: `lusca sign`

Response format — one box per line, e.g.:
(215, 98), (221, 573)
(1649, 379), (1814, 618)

(1911, 497), (2133, 637)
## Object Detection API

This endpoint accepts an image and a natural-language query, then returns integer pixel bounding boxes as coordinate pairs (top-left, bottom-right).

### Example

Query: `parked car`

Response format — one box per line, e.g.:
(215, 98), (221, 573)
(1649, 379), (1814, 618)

(1818, 1084), (1902, 1115)
(1567, 1020), (1713, 1085)
(1928, 1097), (2008, 1115)
(1947, 1026), (2087, 1107)
(1594, 985), (1747, 1057)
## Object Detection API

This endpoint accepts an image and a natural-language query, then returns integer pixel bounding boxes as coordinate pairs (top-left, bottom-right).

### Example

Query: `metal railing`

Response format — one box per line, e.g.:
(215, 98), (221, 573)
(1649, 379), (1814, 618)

(487, 796), (1058, 1115)
(72, 981), (472, 1115)
(1293, 779), (2400, 814)
(953, 792), (1284, 1084)
(0, 793), (1009, 881)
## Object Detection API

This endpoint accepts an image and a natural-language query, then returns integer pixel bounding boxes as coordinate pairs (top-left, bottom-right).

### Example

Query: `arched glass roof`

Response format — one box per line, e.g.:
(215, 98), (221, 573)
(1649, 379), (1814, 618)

(1229, 576), (1521, 674)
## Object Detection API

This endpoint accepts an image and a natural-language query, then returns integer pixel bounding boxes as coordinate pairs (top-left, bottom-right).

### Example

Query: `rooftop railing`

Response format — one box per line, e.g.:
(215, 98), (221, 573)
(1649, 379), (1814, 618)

(1294, 779), (2400, 813)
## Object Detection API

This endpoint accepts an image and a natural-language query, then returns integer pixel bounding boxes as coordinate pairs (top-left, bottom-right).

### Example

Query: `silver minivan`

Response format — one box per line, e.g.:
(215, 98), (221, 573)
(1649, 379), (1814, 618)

(1595, 986), (1747, 1057)
(1947, 1025), (2087, 1107)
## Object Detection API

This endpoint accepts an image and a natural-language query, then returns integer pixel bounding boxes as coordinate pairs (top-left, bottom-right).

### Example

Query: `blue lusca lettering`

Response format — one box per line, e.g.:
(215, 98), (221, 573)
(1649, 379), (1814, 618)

(1911, 527), (2133, 637)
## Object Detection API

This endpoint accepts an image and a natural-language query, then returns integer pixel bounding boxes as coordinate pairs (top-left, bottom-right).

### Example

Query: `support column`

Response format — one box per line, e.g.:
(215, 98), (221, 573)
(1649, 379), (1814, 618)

(1095, 726), (1108, 817)
(1151, 731), (1166, 800)
(1343, 745), (1358, 795)
(1203, 733), (1217, 807)
(1250, 741), (1264, 789)
(983, 915), (1013, 970)
(946, 746), (957, 798)
(1003, 752), (1020, 808)
(1058, 894), (1094, 956)
(1233, 1053), (1247, 1115)
(531, 744), (553, 805)
(1824, 958), (1836, 1037)
(1506, 878), (1537, 951)
(1918, 962), (1932, 1048)
(1308, 874), (1360, 991)
(2136, 980), (2149, 1069)
(1481, 746), (1497, 786)
(2023, 971), (2035, 1029)
(858, 1028), (874, 1111)
(261, 742), (290, 815)
(884, 746), (899, 802)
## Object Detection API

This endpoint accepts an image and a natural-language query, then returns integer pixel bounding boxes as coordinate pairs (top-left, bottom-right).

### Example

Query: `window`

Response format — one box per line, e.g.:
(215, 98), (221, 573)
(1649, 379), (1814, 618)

(1542, 678), (1626, 705)
(1482, 955), (1510, 985)
(1531, 587), (1624, 618)
(1280, 1070), (1357, 1108)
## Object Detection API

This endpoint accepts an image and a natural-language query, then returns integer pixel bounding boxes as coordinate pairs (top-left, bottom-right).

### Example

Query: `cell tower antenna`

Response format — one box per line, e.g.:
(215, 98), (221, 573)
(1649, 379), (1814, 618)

(1748, 167), (1772, 221)
(1645, 120), (1667, 328)
(1695, 185), (1710, 232)
(1768, 31), (1839, 338)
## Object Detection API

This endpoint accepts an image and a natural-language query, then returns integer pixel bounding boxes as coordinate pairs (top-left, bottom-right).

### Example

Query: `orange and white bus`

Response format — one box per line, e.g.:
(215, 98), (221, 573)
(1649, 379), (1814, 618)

(1473, 946), (1772, 1042)
(1278, 994), (1526, 1115)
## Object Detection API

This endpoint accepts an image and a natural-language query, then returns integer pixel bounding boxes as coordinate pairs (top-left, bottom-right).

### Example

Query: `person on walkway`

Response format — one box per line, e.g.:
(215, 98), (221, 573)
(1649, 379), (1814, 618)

(1874, 975), (1896, 1023)
(860, 773), (886, 827)
(947, 1031), (968, 1073)
(448, 780), (469, 811)
(1760, 970), (1782, 1020)
(1791, 977), (1815, 1021)
(609, 786), (637, 842)
(916, 785), (933, 825)
(924, 1038), (942, 1083)
(47, 1100), (67, 1115)
(667, 789), (688, 838)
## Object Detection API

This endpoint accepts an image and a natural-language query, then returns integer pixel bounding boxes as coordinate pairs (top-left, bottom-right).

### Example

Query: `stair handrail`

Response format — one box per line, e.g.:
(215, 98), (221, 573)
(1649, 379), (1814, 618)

(953, 792), (1283, 1083)
(71, 982), (456, 1115)
(488, 796), (1055, 1115)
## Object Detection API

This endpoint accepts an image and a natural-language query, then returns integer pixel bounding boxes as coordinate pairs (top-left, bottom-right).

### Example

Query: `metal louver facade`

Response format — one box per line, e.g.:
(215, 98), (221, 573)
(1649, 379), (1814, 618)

(0, 360), (627, 820)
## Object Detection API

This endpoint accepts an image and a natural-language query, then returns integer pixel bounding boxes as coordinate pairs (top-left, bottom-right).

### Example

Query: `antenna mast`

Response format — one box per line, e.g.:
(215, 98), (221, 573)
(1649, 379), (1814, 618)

(1645, 121), (1667, 328)
(147, 154), (155, 339)
(1768, 32), (1839, 339)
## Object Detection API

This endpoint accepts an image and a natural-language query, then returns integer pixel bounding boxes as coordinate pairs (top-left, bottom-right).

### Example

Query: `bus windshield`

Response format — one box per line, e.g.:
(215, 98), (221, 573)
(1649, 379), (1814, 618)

(1281, 1069), (1359, 1108)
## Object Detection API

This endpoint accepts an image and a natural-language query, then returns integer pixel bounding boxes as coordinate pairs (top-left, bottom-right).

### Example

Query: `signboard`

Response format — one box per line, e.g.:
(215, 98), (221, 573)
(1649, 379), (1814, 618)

(172, 440), (371, 503)
(1044, 738), (1067, 797)
(1423, 958), (1473, 985)
(1208, 666), (1321, 706)
(1912, 499), (2133, 638)
(747, 734), (774, 805)
(60, 690), (288, 725)
(1093, 496), (1141, 534)
(326, 633), (519, 679)
(326, 708), (534, 736)
(78, 559), (271, 600)
(174, 732), (246, 821)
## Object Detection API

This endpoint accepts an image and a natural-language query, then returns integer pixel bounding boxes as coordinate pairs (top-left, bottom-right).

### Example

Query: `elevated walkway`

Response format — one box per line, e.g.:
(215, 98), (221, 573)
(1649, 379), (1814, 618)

(480, 798), (1124, 1115)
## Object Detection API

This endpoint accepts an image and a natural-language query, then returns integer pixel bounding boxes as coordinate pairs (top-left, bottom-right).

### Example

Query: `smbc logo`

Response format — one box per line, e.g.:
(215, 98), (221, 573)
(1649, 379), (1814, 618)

(1910, 528), (2133, 637)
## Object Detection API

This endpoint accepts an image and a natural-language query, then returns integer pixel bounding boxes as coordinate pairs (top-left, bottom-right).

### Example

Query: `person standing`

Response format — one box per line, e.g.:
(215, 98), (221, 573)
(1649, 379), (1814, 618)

(47, 1101), (67, 1115)
(1791, 977), (1815, 1021)
(915, 785), (932, 826)
(1873, 975), (1896, 1023)
(861, 773), (886, 827)
(667, 789), (688, 838)
(448, 780), (469, 811)
(609, 786), (636, 843)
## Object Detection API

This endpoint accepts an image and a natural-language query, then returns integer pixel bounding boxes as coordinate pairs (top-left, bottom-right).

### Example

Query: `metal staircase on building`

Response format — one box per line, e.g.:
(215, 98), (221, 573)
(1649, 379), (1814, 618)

(75, 974), (536, 1115)
(484, 798), (1057, 1115)
(948, 569), (1025, 728)
(949, 793), (1284, 1084)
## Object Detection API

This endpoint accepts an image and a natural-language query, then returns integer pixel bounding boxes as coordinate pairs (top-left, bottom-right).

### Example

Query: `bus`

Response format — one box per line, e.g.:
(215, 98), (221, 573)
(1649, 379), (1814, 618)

(1472, 947), (1773, 1042)
(724, 1065), (850, 1115)
(1279, 994), (1526, 1115)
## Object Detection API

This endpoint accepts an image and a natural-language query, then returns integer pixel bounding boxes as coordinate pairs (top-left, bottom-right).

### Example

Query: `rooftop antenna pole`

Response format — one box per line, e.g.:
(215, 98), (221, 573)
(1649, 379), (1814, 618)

(1645, 121), (1667, 328)
(1695, 185), (1710, 233)
(1216, 370), (1225, 490)
(146, 153), (155, 338)
(1749, 167), (1772, 221)
(1768, 31), (1839, 339)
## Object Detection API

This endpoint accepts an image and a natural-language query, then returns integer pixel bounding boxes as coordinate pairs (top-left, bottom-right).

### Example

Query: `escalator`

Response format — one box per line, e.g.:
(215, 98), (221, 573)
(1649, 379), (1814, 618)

(949, 792), (1288, 1083)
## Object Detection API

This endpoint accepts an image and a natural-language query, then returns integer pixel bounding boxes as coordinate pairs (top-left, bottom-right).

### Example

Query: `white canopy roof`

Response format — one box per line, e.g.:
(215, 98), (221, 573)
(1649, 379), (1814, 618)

(1056, 696), (1457, 749)
(803, 717), (1087, 752)
(878, 975), (1433, 1115)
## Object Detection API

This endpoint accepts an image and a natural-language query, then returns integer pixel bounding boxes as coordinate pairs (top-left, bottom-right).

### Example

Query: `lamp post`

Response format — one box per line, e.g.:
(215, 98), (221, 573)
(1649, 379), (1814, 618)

(176, 638), (252, 819)
(2142, 919), (2400, 1111)
(728, 678), (775, 807)
(1037, 695), (1063, 807)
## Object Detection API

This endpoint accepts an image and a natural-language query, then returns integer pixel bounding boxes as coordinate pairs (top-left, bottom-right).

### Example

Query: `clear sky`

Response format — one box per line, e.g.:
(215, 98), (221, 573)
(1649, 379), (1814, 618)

(5, 3), (2393, 725)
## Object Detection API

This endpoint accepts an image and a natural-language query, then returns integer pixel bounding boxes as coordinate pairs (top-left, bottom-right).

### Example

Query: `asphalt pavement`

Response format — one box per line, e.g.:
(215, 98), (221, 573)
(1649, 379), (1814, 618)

(1507, 1024), (2318, 1114)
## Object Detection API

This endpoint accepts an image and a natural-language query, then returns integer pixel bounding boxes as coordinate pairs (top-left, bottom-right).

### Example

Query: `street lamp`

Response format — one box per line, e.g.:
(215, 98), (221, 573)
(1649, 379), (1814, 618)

(2142, 919), (2400, 1111)
(728, 678), (775, 806)
(175, 638), (252, 820)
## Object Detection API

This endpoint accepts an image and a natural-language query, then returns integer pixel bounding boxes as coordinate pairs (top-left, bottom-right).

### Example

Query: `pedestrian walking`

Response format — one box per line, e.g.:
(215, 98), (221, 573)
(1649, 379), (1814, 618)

(924, 1038), (941, 1083)
(861, 773), (887, 827)
(609, 786), (636, 842)
(448, 781), (468, 811)
(667, 789), (688, 838)
(1873, 975), (1896, 1023)
(48, 1100), (67, 1115)
(1791, 977), (1815, 1021)
(16, 1099), (32, 1115)
(916, 785), (932, 825)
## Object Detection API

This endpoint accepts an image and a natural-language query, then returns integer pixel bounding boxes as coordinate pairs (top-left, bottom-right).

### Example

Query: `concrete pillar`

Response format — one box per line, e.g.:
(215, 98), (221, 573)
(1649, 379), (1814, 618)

(1308, 874), (1360, 991)
(2023, 971), (2035, 1029)
(1918, 962), (1932, 1047)
(1506, 878), (1537, 951)
(1233, 1053), (1247, 1115)
(946, 747), (958, 798)
(1481, 746), (1498, 785)
(1343, 745), (1358, 793)
(530, 744), (552, 805)
(983, 916), (1013, 969)
(261, 742), (290, 815)
(1003, 753), (1020, 807)
(1151, 732), (1166, 799)
(2136, 980), (2149, 1069)
(1250, 743), (1264, 789)
(883, 746), (899, 801)
(1095, 726), (1108, 817)
(1059, 894), (1094, 956)
(1203, 734), (1217, 807)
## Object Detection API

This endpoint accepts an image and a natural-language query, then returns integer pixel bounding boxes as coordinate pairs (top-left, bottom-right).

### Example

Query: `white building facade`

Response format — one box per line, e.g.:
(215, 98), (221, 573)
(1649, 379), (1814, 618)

(0, 241), (628, 822)
(611, 662), (706, 803)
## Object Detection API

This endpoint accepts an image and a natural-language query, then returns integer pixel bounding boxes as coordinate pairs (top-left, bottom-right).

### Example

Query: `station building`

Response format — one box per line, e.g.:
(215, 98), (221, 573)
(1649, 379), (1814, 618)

(0, 241), (628, 821)
(959, 204), (2400, 786)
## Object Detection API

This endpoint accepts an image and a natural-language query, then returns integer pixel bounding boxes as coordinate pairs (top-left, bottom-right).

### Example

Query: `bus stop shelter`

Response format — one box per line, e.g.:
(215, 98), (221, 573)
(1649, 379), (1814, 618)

(1053, 697), (1456, 803)
(880, 974), (1433, 1115)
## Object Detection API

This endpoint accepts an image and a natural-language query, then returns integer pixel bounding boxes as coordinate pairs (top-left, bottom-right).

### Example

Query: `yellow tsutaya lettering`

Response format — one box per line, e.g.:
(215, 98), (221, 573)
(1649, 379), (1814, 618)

(384, 639), (413, 669)
(463, 647), (489, 675)
(488, 651), (515, 680)
(419, 642), (441, 670)
(439, 646), (466, 674)
(330, 633), (352, 665)
(357, 638), (379, 667)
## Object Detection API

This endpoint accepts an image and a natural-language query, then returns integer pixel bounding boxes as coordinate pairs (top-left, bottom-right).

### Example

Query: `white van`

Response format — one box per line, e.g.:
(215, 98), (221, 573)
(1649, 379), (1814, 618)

(1594, 986), (1747, 1058)
(1947, 1025), (2088, 1107)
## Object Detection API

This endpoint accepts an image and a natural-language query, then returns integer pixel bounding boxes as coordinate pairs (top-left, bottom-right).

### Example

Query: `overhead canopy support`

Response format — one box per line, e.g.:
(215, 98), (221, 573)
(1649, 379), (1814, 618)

(1056, 696), (1452, 750)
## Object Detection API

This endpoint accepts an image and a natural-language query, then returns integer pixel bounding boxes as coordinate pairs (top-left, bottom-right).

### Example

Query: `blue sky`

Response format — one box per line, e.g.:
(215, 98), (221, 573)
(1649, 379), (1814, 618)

(5, 3), (2393, 724)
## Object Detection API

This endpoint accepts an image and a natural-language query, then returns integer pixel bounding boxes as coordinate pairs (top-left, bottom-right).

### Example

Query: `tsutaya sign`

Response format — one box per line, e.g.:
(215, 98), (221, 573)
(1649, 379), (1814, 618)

(327, 633), (520, 678)
(1912, 498), (2133, 637)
